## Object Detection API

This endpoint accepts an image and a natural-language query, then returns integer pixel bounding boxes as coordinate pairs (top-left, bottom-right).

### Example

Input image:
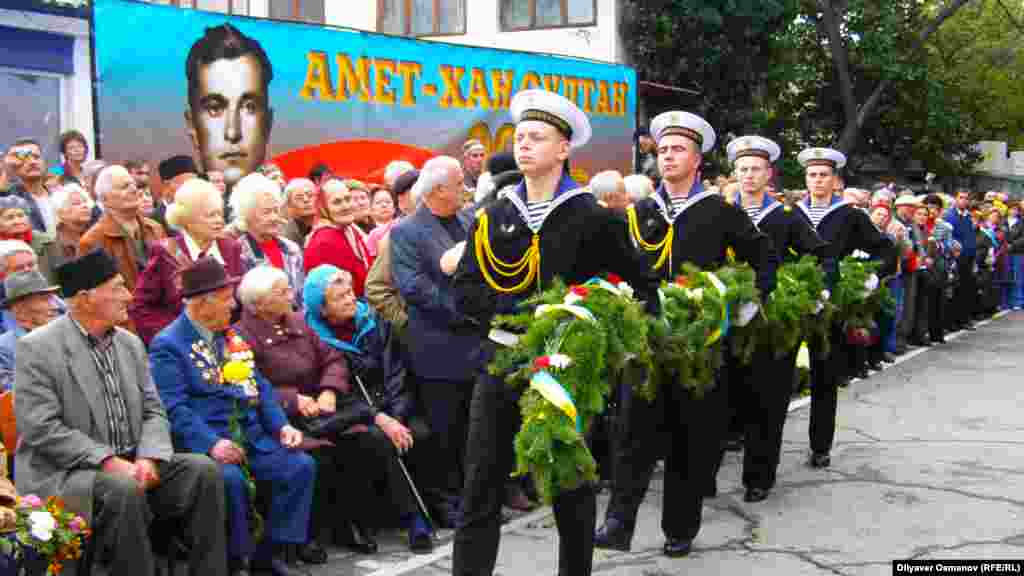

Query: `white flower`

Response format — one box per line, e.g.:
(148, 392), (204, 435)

(548, 354), (572, 369)
(29, 511), (56, 542)
(863, 273), (879, 292)
(617, 282), (634, 299)
(820, 289), (831, 301)
(735, 301), (759, 327)
(564, 293), (583, 306)
(852, 249), (871, 260)
(685, 288), (704, 302)
(813, 300), (825, 314)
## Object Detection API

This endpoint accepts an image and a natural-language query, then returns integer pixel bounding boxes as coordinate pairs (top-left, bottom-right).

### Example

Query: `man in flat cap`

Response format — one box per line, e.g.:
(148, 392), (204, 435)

(453, 89), (660, 576)
(796, 147), (895, 469)
(150, 256), (314, 576)
(14, 249), (228, 576)
(462, 139), (486, 194)
(597, 112), (779, 558)
(0, 269), (60, 391)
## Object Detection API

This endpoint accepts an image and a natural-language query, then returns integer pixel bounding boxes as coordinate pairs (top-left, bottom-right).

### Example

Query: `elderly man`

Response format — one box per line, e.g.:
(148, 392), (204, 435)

(150, 257), (314, 576)
(2, 138), (54, 233)
(80, 166), (167, 300)
(944, 190), (978, 331)
(591, 170), (629, 211)
(0, 240), (66, 333)
(281, 178), (317, 246)
(0, 270), (60, 391)
(155, 155), (199, 234)
(230, 173), (304, 307)
(623, 174), (654, 204)
(390, 156), (477, 528)
(894, 194), (923, 351)
(15, 249), (227, 576)
(462, 139), (486, 193)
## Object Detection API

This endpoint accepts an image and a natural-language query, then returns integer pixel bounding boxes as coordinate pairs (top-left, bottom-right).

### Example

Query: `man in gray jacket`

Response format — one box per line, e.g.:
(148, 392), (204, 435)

(14, 248), (227, 576)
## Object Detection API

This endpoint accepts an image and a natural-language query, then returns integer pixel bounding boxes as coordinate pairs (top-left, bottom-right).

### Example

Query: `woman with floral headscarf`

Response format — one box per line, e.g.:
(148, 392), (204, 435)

(303, 178), (374, 297)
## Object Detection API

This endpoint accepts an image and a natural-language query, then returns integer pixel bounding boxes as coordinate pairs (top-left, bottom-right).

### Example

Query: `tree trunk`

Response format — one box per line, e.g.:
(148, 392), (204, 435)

(832, 0), (975, 154)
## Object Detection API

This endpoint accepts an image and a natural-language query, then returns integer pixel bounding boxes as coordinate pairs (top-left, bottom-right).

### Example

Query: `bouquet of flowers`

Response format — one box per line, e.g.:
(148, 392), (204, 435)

(759, 256), (833, 359)
(489, 275), (651, 503)
(0, 495), (91, 575)
(832, 256), (895, 346)
(650, 264), (730, 396)
(713, 264), (761, 365)
(222, 329), (265, 542)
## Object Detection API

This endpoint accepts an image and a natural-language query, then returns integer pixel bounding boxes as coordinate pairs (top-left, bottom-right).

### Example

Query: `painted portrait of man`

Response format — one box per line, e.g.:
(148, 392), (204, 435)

(185, 23), (274, 187)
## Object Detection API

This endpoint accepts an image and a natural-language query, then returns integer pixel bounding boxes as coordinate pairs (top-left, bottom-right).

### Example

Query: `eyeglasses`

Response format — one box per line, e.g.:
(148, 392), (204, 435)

(12, 149), (41, 161)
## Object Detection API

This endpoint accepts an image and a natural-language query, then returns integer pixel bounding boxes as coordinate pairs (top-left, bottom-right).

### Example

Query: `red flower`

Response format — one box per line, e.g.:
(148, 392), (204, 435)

(674, 275), (690, 287)
(606, 273), (623, 285)
(533, 356), (551, 371)
(569, 285), (590, 298)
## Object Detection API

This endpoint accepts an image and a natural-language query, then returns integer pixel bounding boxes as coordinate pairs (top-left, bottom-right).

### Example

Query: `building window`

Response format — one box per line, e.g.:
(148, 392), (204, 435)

(269, 0), (325, 23)
(0, 68), (66, 167)
(500, 0), (596, 31)
(378, 0), (466, 36)
(146, 0), (250, 15)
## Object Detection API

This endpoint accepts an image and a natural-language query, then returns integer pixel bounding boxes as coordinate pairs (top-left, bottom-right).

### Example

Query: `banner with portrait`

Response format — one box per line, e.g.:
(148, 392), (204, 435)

(92, 0), (637, 187)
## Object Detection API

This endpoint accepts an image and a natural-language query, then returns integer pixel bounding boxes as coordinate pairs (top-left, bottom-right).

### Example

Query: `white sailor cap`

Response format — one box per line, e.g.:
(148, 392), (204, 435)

(726, 135), (781, 164)
(797, 147), (847, 170)
(648, 110), (716, 153)
(510, 89), (591, 150)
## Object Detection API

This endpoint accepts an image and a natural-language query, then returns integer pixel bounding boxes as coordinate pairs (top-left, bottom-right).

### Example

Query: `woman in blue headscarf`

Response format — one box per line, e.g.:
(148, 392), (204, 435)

(303, 265), (434, 553)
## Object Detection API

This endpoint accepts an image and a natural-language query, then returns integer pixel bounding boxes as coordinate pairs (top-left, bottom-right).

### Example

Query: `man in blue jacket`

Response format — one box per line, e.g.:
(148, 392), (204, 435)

(150, 257), (314, 576)
(943, 190), (978, 330)
(390, 155), (480, 528)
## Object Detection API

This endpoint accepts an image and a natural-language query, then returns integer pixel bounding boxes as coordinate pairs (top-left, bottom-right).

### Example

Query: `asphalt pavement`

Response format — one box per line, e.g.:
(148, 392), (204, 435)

(314, 310), (1023, 576)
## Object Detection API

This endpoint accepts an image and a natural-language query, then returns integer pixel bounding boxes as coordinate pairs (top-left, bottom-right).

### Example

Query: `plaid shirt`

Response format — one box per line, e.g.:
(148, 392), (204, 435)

(71, 318), (135, 456)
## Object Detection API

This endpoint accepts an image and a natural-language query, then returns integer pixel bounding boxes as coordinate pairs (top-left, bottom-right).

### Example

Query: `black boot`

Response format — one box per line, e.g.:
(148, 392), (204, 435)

(594, 516), (633, 552)
(253, 544), (311, 576)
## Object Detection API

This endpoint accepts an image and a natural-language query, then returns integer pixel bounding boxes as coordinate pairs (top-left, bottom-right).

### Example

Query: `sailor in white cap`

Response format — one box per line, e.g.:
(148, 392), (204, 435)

(599, 113), (779, 558)
(714, 136), (827, 504)
(796, 146), (895, 469)
(451, 89), (658, 576)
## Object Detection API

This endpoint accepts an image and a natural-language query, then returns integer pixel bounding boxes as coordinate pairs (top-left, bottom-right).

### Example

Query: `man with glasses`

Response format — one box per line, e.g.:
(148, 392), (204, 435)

(3, 139), (54, 233)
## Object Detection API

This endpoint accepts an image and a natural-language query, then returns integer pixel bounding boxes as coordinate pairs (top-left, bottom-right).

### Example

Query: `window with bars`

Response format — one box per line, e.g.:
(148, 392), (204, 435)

(378, 0), (466, 37)
(500, 0), (596, 31)
(146, 0), (250, 14)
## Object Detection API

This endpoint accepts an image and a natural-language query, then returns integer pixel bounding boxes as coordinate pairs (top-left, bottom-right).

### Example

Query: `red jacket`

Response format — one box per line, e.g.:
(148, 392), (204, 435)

(303, 225), (373, 297)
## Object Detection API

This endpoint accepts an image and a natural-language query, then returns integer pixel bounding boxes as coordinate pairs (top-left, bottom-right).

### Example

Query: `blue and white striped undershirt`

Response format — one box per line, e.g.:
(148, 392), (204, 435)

(806, 203), (831, 228)
(670, 195), (689, 219)
(526, 199), (553, 230)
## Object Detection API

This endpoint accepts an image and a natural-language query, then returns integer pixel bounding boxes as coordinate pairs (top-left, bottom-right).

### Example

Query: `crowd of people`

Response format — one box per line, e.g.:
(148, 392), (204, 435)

(0, 87), (1017, 576)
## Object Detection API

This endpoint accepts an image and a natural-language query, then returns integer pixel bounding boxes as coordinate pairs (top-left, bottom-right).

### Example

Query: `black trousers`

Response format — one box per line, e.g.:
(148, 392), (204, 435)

(91, 453), (228, 576)
(912, 269), (932, 341)
(955, 255), (977, 325)
(809, 324), (844, 455)
(606, 369), (729, 542)
(412, 374), (474, 518)
(927, 273), (947, 341)
(453, 369), (596, 576)
(729, 346), (799, 491)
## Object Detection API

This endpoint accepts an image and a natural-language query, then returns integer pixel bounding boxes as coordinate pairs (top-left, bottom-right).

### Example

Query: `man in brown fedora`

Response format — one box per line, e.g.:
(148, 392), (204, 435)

(0, 269), (60, 391)
(14, 248), (228, 576)
(149, 256), (314, 576)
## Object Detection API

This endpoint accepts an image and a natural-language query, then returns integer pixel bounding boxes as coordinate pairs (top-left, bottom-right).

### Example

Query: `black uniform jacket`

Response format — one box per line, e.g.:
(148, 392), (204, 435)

(797, 196), (897, 281)
(737, 192), (828, 263)
(630, 183), (779, 294)
(454, 173), (660, 328)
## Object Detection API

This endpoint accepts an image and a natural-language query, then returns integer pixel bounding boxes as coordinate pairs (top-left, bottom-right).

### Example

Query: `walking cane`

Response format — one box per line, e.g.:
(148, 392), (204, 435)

(351, 373), (437, 534)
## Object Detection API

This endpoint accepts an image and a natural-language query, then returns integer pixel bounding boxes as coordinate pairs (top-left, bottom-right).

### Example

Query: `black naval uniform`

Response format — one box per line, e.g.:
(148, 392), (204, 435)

(452, 171), (659, 576)
(603, 181), (778, 549)
(721, 193), (828, 495)
(798, 196), (895, 459)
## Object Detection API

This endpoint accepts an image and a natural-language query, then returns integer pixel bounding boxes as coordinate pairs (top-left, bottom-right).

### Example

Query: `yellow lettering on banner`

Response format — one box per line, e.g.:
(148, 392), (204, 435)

(336, 54), (372, 102)
(493, 123), (516, 153)
(595, 80), (612, 115)
(374, 59), (397, 105)
(299, 52), (335, 101)
(467, 121), (493, 151)
(490, 69), (515, 110)
(466, 68), (492, 110)
(520, 71), (542, 90)
(397, 61), (422, 107)
(580, 78), (596, 113)
(612, 82), (629, 117)
(439, 65), (467, 109)
(542, 74), (561, 94)
(563, 76), (580, 106)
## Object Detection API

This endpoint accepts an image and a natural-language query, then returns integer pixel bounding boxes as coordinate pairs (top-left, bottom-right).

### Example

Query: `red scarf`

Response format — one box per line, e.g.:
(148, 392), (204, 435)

(0, 230), (32, 244)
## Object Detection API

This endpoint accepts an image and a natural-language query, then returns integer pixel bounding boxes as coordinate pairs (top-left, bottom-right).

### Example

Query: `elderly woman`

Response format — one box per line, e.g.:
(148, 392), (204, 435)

(0, 196), (60, 283)
(50, 183), (95, 264)
(282, 178), (317, 246)
(303, 265), (433, 552)
(304, 179), (374, 297)
(130, 178), (247, 344)
(230, 173), (304, 307)
(235, 266), (373, 560)
(366, 169), (418, 259)
(347, 179), (375, 234)
(370, 186), (395, 230)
